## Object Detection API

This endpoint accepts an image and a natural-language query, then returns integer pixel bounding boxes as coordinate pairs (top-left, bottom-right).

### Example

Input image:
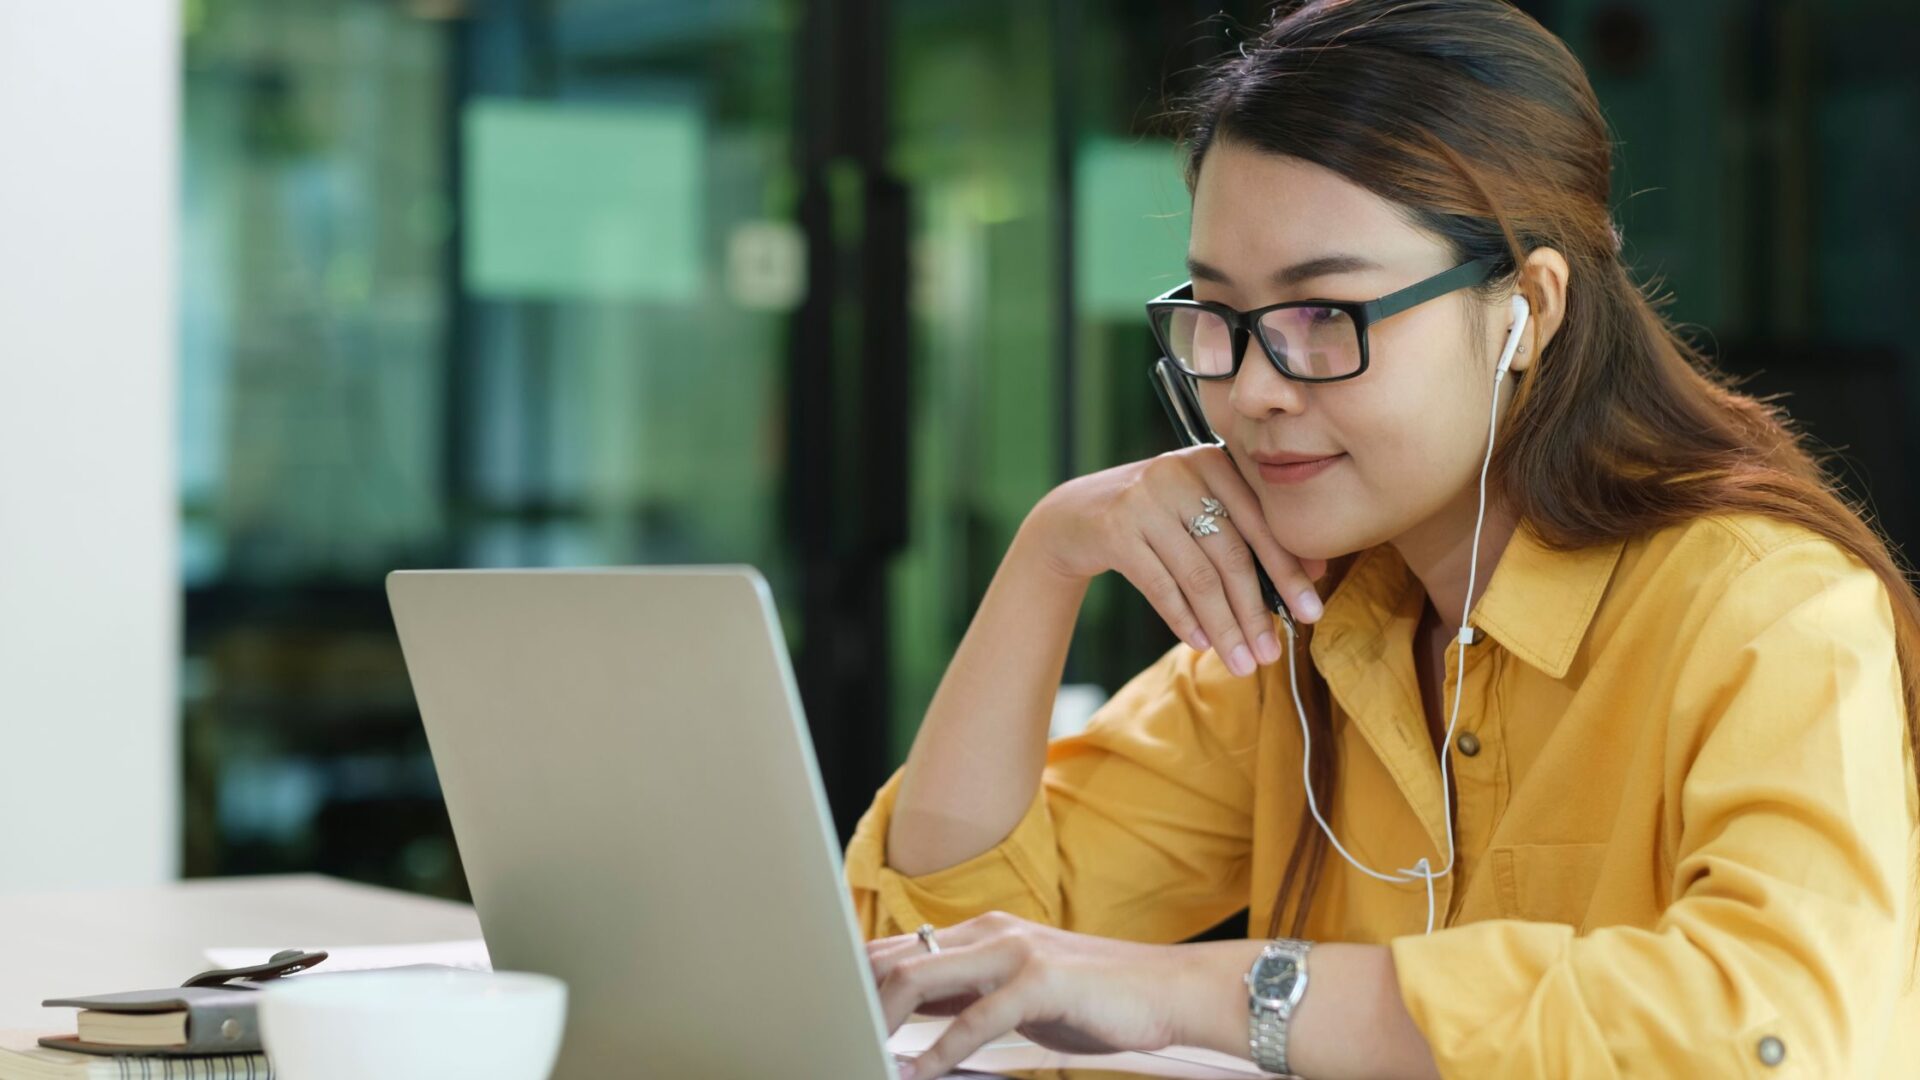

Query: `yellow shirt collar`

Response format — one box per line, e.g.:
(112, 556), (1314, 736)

(1314, 518), (1627, 680)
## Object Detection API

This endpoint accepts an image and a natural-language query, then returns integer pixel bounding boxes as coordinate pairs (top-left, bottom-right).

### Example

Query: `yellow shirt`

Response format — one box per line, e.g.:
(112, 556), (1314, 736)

(844, 512), (1920, 1078)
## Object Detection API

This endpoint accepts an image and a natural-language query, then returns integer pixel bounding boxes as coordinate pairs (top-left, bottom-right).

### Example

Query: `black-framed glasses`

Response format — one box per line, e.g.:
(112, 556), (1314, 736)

(1143, 256), (1498, 383)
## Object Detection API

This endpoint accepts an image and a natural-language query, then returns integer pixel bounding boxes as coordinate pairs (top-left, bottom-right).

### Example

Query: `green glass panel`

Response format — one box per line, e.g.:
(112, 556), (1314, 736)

(464, 99), (704, 302)
(1074, 136), (1189, 317)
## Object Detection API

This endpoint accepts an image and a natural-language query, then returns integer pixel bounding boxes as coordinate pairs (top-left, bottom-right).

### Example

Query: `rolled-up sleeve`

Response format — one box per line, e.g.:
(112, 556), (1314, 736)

(844, 639), (1266, 944)
(1390, 539), (1920, 1077)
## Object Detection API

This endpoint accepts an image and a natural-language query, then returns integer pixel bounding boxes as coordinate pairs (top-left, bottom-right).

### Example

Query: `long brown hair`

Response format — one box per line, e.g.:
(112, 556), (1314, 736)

(1163, 0), (1920, 939)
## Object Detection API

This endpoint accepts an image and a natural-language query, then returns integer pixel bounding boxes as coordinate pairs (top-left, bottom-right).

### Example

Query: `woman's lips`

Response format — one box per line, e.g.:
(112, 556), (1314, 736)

(1255, 453), (1344, 485)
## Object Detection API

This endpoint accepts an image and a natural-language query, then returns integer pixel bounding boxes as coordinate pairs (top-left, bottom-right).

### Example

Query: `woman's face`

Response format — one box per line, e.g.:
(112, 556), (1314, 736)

(1187, 139), (1521, 563)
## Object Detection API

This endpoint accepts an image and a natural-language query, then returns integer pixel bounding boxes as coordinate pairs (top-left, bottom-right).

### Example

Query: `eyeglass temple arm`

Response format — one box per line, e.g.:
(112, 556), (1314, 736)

(1359, 255), (1500, 325)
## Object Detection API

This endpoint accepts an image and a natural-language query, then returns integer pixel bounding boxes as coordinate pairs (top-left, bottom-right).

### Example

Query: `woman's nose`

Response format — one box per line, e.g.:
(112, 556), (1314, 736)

(1228, 334), (1308, 419)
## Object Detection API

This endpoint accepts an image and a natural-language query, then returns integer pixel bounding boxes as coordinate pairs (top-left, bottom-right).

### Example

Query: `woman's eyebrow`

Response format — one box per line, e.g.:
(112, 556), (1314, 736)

(1184, 252), (1383, 287)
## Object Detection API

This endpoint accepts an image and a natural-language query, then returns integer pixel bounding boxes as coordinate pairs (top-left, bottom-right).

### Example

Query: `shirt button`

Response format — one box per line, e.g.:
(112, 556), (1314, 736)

(1757, 1035), (1785, 1066)
(1456, 732), (1481, 757)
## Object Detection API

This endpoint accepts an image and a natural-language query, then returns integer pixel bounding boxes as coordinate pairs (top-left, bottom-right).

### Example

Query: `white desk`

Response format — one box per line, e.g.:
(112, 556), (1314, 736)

(0, 874), (1265, 1077)
(0, 873), (480, 1032)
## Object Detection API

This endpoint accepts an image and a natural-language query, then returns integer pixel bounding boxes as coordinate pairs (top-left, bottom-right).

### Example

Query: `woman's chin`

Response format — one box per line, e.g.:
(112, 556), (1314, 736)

(1256, 493), (1371, 559)
(1265, 524), (1362, 565)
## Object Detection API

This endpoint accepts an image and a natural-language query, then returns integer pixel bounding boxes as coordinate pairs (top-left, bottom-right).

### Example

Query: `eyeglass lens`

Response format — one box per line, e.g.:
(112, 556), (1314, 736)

(1155, 304), (1361, 380)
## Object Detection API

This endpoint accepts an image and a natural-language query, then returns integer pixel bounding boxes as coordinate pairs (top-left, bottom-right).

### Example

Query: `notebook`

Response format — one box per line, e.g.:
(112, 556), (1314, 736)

(0, 1031), (269, 1079)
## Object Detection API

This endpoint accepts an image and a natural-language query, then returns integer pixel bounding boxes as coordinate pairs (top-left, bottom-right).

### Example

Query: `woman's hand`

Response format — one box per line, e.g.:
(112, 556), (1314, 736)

(865, 910), (1197, 1079)
(1022, 445), (1326, 678)
(869, 919), (1445, 1080)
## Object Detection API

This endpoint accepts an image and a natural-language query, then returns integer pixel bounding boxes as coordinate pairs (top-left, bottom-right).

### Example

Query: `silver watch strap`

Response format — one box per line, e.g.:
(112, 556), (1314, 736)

(1248, 938), (1311, 1075)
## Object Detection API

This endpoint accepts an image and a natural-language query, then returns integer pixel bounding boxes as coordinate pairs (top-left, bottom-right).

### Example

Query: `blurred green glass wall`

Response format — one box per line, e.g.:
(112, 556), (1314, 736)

(179, 0), (807, 895)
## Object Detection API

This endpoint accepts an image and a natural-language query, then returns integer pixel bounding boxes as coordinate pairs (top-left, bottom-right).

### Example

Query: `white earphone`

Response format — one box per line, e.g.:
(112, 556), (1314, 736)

(1276, 292), (1531, 934)
(1496, 292), (1530, 377)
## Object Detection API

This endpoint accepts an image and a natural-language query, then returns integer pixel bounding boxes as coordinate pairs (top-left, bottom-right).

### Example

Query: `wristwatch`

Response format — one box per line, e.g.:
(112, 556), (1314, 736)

(1245, 938), (1312, 1076)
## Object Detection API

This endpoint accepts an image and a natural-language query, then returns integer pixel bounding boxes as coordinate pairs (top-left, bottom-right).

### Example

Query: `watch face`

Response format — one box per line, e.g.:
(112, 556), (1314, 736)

(1251, 952), (1302, 1008)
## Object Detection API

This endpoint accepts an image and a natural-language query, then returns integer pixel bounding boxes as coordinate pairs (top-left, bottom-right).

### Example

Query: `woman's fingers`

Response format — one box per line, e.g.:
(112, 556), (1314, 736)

(1141, 514), (1271, 677)
(899, 976), (1034, 1080)
(866, 912), (1015, 987)
(1191, 512), (1290, 662)
(865, 915), (1182, 1079)
(866, 936), (924, 984)
(876, 936), (1024, 1035)
(1019, 447), (1325, 654)
(1114, 534), (1211, 652)
(1170, 508), (1279, 670)
(1195, 455), (1324, 623)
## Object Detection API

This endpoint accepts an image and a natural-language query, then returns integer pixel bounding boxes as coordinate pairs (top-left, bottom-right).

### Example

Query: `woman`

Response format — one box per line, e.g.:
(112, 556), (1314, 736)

(845, 1), (1920, 1076)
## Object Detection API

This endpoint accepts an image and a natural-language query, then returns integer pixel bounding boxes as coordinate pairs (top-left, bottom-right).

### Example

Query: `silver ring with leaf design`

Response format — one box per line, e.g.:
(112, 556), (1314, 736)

(1188, 496), (1230, 539)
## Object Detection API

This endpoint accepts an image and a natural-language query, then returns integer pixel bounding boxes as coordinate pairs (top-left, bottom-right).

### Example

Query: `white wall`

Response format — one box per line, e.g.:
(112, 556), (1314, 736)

(0, 1), (181, 888)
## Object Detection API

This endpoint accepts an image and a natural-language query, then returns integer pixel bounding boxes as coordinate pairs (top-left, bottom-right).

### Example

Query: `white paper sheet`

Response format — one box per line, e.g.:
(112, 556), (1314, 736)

(888, 1018), (1272, 1077)
(204, 938), (492, 973)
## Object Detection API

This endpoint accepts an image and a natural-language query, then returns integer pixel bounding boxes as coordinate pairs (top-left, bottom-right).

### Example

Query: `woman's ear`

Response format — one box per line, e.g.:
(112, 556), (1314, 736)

(1511, 247), (1570, 374)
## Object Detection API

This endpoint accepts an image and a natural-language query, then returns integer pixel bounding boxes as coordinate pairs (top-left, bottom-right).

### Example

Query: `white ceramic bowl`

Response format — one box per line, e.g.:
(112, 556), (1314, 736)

(259, 969), (567, 1080)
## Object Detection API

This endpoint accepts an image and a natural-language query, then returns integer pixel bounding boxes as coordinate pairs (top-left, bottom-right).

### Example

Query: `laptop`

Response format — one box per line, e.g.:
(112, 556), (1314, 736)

(386, 566), (970, 1079)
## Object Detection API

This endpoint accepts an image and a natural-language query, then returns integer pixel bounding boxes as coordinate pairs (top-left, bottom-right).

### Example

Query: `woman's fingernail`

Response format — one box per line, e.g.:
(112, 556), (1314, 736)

(1229, 644), (1255, 676)
(898, 1060), (918, 1080)
(1257, 632), (1281, 664)
(1295, 588), (1323, 621)
(1191, 628), (1210, 650)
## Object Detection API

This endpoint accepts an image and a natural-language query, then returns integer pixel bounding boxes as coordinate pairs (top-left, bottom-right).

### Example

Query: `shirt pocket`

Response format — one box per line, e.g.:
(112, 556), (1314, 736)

(1489, 841), (1609, 928)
